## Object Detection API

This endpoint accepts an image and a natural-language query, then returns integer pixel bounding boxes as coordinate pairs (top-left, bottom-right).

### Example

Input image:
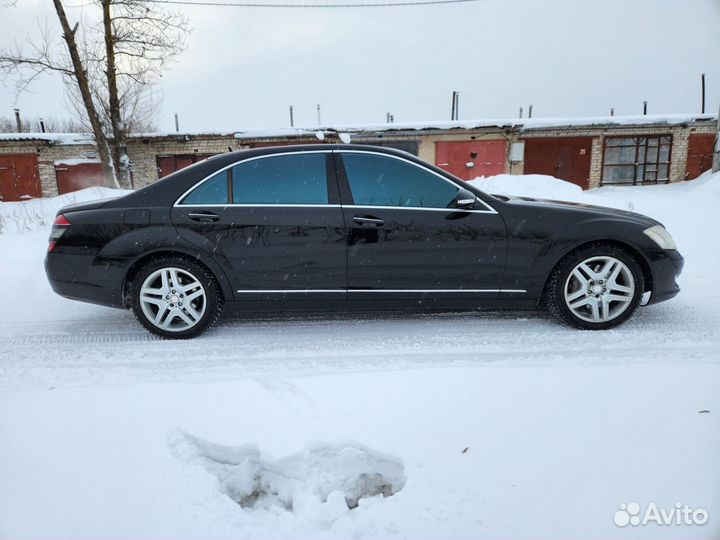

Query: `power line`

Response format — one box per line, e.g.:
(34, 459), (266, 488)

(142, 0), (484, 8)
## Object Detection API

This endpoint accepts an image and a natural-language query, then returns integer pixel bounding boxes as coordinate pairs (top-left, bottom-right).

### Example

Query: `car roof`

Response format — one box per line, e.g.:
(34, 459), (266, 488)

(206, 143), (416, 161)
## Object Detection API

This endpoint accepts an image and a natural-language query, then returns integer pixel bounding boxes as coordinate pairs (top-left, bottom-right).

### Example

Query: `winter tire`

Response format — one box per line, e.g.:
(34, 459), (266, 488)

(545, 244), (644, 330)
(131, 256), (223, 339)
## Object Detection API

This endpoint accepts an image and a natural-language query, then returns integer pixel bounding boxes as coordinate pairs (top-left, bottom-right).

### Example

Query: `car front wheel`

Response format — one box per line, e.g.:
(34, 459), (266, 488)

(131, 257), (223, 339)
(545, 244), (645, 330)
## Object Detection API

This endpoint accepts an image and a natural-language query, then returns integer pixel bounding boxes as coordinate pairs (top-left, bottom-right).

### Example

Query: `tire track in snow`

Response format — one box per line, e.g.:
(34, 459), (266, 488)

(2, 303), (718, 387)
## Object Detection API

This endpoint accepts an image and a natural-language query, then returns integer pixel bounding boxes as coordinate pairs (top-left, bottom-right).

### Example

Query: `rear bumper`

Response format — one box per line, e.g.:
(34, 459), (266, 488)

(642, 249), (684, 305)
(45, 252), (126, 308)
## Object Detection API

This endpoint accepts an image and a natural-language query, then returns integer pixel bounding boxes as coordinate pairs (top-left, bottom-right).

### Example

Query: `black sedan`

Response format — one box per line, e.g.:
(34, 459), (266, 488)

(45, 145), (683, 338)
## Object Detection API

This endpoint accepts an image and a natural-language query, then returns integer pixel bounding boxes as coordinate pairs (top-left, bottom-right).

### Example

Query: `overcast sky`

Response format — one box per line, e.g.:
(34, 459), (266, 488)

(1, 0), (719, 132)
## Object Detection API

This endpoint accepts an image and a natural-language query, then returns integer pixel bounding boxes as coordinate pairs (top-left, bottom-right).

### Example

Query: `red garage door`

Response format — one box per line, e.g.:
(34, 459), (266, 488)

(0, 154), (42, 201)
(435, 140), (506, 180)
(523, 137), (592, 189)
(55, 160), (105, 194)
(685, 133), (716, 180)
(156, 154), (213, 179)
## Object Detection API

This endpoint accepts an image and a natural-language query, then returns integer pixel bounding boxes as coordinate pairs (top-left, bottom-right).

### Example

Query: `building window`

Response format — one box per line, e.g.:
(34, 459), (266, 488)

(602, 136), (672, 185)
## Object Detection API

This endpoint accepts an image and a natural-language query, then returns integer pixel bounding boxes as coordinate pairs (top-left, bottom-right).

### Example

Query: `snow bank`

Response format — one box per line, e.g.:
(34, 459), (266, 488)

(0, 186), (131, 234)
(169, 429), (405, 514)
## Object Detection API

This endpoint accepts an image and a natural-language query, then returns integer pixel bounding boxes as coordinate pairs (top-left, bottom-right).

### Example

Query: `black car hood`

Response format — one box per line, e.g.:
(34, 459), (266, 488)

(496, 194), (662, 227)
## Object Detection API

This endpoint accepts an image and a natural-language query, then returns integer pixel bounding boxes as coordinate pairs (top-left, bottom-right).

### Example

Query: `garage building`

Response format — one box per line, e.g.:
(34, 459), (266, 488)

(1, 114), (717, 199)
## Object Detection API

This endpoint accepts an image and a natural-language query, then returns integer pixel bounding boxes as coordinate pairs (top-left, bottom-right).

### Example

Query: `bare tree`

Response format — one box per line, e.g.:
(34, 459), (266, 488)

(0, 116), (14, 132)
(0, 115), (87, 133)
(99, 0), (187, 184)
(0, 0), (188, 187)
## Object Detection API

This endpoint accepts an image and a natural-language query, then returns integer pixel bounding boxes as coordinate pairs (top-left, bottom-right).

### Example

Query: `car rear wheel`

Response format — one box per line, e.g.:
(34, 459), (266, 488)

(545, 244), (644, 330)
(131, 257), (223, 339)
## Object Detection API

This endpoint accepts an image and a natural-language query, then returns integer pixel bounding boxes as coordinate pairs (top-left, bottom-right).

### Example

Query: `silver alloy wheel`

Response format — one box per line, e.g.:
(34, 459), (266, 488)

(563, 256), (635, 323)
(139, 267), (207, 332)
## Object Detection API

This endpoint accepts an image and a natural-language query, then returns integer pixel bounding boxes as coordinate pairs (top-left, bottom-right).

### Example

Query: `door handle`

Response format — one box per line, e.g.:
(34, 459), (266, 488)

(188, 212), (220, 222)
(353, 216), (384, 227)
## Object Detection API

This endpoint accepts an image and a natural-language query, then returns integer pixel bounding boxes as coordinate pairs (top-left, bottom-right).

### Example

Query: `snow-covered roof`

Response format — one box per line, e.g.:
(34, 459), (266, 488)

(132, 131), (236, 139)
(54, 157), (101, 166)
(233, 113), (718, 139)
(0, 132), (95, 145)
(1, 113), (715, 145)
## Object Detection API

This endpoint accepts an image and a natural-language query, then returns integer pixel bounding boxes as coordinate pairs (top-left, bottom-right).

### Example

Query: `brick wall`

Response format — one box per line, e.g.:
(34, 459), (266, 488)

(127, 135), (243, 187)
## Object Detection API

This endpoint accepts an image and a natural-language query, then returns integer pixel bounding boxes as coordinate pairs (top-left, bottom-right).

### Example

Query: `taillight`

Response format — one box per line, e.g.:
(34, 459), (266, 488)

(54, 214), (71, 226)
(48, 214), (71, 252)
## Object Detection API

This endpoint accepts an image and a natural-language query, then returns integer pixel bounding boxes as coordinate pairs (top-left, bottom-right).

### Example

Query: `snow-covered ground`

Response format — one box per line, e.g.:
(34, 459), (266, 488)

(1, 174), (719, 539)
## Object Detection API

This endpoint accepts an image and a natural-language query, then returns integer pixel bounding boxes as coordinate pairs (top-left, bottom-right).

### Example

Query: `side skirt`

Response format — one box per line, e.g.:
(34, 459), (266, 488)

(224, 297), (540, 313)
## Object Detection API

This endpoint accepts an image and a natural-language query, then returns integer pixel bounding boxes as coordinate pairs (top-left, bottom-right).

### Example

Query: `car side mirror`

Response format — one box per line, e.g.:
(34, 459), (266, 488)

(455, 188), (476, 209)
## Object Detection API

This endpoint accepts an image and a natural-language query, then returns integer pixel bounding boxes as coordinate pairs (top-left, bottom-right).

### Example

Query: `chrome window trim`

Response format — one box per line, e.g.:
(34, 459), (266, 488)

(338, 149), (498, 214)
(173, 150), (334, 208)
(342, 204), (492, 214)
(173, 148), (498, 214)
(235, 288), (527, 294)
(176, 203), (490, 214)
(177, 203), (342, 208)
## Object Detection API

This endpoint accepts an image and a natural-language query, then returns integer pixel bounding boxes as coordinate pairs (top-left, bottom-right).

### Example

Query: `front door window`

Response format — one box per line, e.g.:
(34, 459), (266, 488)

(341, 153), (459, 208)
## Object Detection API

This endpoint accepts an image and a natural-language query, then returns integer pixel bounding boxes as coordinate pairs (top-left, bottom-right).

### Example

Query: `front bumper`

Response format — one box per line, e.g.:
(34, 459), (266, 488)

(642, 249), (684, 305)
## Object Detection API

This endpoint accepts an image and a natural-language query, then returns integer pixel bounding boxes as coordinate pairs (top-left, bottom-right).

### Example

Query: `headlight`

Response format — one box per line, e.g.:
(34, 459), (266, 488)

(643, 225), (677, 250)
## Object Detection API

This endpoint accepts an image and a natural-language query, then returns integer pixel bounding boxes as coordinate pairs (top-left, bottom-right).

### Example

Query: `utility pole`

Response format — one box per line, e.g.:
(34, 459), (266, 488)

(450, 91), (459, 120)
(701, 73), (706, 114)
(174, 113), (179, 132)
(289, 105), (294, 127)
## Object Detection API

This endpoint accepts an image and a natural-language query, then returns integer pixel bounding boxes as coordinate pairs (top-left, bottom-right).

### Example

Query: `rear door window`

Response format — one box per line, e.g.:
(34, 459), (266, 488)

(231, 153), (328, 205)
